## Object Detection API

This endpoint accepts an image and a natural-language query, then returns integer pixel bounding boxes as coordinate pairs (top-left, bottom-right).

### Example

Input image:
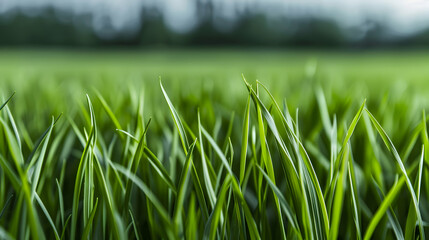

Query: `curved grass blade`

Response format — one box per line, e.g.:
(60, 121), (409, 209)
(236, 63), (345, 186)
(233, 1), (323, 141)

(173, 139), (197, 224)
(329, 144), (350, 240)
(240, 93), (251, 185)
(82, 198), (98, 239)
(56, 179), (65, 228)
(160, 79), (189, 153)
(405, 145), (425, 240)
(373, 178), (404, 240)
(30, 117), (55, 199)
(204, 175), (232, 240)
(364, 176), (406, 240)
(198, 111), (217, 208)
(60, 215), (72, 240)
(35, 193), (60, 240)
(123, 118), (151, 211)
(231, 179), (260, 240)
(70, 107), (95, 240)
(129, 209), (141, 240)
(95, 89), (122, 131)
(0, 92), (15, 112)
(93, 156), (125, 239)
(348, 159), (361, 240)
(26, 113), (62, 166)
(365, 109), (424, 240)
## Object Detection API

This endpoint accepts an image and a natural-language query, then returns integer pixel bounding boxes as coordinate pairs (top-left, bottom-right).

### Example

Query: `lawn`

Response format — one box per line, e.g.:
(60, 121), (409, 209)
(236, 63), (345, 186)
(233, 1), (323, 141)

(0, 49), (428, 239)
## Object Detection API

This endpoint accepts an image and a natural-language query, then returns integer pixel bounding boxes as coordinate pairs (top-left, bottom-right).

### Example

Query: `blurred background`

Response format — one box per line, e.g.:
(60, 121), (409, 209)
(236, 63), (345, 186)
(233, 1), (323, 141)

(2, 0), (429, 48)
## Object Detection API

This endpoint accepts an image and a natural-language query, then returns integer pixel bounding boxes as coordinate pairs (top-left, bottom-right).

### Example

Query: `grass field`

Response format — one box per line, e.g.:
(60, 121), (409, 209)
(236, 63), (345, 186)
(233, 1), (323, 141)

(0, 49), (429, 239)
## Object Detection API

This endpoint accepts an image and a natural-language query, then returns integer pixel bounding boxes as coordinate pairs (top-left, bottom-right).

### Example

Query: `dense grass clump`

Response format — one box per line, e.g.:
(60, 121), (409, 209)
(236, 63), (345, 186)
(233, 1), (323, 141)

(0, 54), (429, 239)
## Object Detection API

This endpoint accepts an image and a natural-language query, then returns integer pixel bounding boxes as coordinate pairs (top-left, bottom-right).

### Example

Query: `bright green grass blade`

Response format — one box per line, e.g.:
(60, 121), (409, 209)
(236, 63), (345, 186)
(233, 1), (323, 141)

(55, 179), (65, 228)
(35, 193), (60, 240)
(373, 178), (405, 240)
(70, 114), (94, 240)
(186, 194), (197, 240)
(239, 94), (251, 185)
(83, 95), (96, 233)
(340, 101), (366, 152)
(315, 86), (332, 136)
(82, 198), (98, 239)
(92, 155), (125, 239)
(5, 106), (22, 158)
(365, 108), (424, 240)
(26, 114), (62, 166)
(329, 142), (350, 240)
(60, 215), (72, 240)
(0, 118), (24, 168)
(364, 176), (406, 240)
(30, 117), (55, 199)
(181, 121), (215, 220)
(330, 115), (338, 185)
(252, 81), (286, 240)
(401, 119), (425, 162)
(231, 179), (261, 240)
(160, 79), (189, 153)
(201, 126), (234, 177)
(404, 145), (424, 240)
(420, 110), (429, 221)
(198, 111), (217, 208)
(204, 175), (232, 240)
(116, 129), (139, 142)
(95, 89), (122, 131)
(221, 112), (235, 152)
(348, 159), (361, 240)
(362, 114), (385, 189)
(173, 139), (197, 225)
(123, 119), (151, 212)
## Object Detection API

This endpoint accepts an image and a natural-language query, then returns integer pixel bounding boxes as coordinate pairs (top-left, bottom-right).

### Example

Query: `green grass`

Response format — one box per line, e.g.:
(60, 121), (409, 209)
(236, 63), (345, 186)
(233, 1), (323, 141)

(0, 49), (429, 239)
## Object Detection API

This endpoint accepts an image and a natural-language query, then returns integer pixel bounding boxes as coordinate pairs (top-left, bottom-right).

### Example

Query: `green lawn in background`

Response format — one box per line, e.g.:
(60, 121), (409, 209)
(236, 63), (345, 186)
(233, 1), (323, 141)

(0, 49), (428, 239)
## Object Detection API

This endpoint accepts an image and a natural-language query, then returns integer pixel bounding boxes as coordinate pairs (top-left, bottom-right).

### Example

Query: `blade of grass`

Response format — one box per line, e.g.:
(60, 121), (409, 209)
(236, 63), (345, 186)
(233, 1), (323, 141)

(404, 145), (424, 240)
(34, 193), (60, 240)
(364, 176), (406, 240)
(82, 198), (98, 239)
(173, 139), (197, 225)
(240, 94), (251, 186)
(373, 178), (404, 240)
(55, 179), (65, 228)
(160, 79), (189, 153)
(365, 108), (424, 240)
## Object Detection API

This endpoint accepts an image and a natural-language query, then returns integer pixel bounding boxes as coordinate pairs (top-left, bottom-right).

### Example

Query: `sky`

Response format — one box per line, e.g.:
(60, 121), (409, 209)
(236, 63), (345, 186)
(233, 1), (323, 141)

(1, 0), (429, 38)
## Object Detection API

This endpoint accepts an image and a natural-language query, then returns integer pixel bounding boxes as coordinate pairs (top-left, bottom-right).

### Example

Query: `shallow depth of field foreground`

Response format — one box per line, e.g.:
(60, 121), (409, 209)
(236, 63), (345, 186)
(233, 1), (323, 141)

(1, 51), (429, 239)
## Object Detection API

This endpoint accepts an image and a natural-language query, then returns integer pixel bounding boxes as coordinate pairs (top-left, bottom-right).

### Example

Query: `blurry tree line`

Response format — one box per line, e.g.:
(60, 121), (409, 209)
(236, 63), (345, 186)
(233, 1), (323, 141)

(1, 4), (429, 48)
